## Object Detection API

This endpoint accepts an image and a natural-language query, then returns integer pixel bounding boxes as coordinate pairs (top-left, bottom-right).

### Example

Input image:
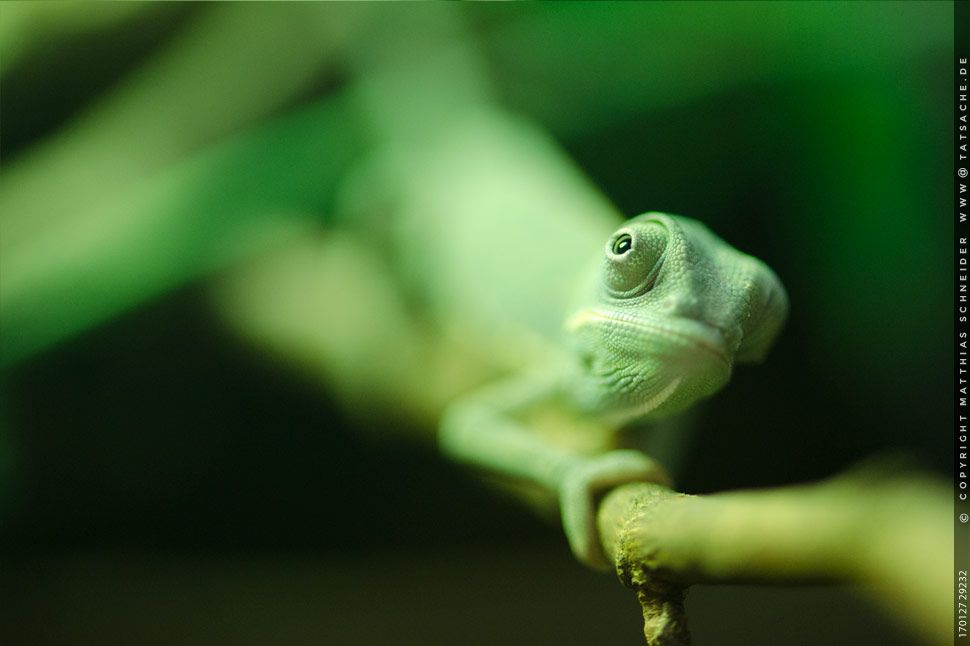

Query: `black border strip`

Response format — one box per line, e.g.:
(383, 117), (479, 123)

(955, 1), (968, 644)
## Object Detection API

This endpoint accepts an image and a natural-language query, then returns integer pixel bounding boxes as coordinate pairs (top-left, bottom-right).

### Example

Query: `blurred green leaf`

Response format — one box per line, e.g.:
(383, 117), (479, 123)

(1, 97), (363, 368)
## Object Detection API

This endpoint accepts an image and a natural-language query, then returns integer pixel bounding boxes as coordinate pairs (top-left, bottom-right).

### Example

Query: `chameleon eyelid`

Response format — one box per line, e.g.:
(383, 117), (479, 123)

(604, 226), (668, 299)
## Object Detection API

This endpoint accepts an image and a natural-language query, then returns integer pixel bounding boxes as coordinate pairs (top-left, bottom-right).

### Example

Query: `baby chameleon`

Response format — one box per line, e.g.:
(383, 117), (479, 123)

(440, 211), (787, 570)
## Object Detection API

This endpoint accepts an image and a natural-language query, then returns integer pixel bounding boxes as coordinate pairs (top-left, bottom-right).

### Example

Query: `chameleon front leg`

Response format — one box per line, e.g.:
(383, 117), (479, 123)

(439, 372), (671, 571)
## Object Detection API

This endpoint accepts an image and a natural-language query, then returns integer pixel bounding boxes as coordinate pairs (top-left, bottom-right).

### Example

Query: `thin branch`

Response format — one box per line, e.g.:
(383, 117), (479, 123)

(596, 467), (950, 645)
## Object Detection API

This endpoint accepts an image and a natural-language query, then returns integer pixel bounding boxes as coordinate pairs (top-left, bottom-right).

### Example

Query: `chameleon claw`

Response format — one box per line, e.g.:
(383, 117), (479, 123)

(559, 450), (672, 571)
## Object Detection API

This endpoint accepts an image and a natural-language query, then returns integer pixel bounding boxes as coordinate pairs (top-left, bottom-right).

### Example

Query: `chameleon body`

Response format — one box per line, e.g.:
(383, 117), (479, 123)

(340, 109), (788, 570)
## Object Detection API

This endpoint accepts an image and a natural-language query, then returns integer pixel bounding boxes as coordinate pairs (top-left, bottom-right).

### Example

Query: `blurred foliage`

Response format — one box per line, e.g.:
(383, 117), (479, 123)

(0, 3), (954, 645)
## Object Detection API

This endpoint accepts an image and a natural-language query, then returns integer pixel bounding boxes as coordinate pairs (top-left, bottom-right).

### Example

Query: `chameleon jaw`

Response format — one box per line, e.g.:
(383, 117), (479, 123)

(607, 376), (684, 426)
(565, 307), (734, 422)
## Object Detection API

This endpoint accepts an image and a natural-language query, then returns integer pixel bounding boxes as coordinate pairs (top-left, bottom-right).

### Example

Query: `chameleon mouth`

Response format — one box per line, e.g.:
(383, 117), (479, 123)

(566, 308), (732, 368)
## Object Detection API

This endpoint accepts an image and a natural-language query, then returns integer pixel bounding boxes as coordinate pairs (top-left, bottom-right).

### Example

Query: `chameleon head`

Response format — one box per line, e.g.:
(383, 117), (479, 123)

(564, 212), (787, 425)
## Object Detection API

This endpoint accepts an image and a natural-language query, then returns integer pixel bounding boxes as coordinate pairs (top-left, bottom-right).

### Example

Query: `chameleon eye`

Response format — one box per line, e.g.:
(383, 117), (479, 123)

(612, 234), (633, 255)
(604, 223), (668, 297)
